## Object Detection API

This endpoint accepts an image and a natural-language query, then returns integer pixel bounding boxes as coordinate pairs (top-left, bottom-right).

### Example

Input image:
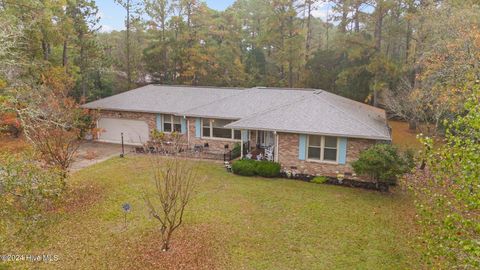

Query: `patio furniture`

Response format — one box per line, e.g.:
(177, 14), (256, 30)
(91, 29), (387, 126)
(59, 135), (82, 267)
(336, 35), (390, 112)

(194, 144), (203, 153)
(265, 146), (274, 161)
(224, 161), (232, 172)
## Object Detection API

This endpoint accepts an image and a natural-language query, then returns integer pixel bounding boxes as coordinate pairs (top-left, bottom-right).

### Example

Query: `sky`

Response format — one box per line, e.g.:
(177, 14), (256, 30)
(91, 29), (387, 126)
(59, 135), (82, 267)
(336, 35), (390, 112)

(97, 0), (332, 33)
(97, 0), (236, 32)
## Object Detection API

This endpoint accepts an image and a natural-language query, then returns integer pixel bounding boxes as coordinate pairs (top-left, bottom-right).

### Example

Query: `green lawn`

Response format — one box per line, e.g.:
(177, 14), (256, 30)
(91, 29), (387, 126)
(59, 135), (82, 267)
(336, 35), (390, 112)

(2, 156), (419, 269)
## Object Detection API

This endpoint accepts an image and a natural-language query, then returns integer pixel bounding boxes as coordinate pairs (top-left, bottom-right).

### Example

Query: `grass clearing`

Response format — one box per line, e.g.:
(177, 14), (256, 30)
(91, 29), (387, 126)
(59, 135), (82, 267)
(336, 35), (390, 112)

(388, 120), (422, 151)
(1, 156), (419, 269)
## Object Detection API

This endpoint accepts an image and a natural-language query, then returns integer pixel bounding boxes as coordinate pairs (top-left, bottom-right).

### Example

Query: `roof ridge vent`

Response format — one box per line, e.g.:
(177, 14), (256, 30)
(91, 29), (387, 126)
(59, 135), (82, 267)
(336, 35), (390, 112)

(313, 90), (323, 94)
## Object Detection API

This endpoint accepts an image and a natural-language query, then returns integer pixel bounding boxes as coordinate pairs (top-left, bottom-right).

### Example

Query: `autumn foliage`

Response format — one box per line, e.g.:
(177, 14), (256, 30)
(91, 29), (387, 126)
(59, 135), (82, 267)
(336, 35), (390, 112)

(11, 67), (93, 175)
(403, 87), (480, 268)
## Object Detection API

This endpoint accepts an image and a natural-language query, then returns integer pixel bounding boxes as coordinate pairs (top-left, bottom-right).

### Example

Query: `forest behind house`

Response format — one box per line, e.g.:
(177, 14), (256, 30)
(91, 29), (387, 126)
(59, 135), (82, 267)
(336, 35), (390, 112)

(1, 0), (479, 135)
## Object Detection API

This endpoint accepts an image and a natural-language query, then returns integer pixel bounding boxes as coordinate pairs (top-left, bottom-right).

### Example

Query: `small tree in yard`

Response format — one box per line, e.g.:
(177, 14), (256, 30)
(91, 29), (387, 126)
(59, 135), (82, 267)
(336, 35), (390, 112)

(144, 155), (197, 251)
(5, 67), (92, 177)
(403, 88), (480, 269)
(352, 144), (413, 185)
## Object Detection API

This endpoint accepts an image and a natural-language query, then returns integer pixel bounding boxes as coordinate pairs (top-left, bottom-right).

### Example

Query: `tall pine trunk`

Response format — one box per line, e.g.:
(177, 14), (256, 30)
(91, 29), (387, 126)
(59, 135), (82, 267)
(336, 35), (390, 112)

(304, 0), (313, 63)
(62, 40), (68, 67)
(373, 1), (384, 107)
(126, 0), (132, 90)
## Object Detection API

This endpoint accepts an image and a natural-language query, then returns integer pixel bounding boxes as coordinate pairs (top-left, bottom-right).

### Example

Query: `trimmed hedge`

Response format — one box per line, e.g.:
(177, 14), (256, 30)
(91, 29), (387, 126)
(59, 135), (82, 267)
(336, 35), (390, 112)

(231, 159), (257, 176)
(232, 159), (281, 178)
(255, 161), (281, 178)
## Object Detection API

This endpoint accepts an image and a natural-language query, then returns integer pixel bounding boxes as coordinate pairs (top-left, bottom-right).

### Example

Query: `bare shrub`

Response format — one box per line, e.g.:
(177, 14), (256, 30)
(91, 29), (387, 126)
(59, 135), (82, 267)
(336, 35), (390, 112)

(144, 154), (198, 251)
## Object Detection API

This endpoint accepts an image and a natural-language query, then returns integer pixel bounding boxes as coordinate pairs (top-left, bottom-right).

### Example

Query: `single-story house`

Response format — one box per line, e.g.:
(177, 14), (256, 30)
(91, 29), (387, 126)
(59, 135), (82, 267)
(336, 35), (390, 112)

(83, 85), (391, 177)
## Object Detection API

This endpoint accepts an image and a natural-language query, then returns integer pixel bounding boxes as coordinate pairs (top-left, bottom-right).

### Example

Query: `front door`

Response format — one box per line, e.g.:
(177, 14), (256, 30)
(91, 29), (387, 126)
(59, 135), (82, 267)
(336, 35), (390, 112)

(258, 131), (275, 148)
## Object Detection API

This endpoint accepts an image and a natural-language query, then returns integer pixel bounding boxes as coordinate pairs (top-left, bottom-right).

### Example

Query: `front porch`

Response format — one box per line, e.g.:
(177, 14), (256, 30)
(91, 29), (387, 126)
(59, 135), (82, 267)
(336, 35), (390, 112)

(241, 130), (278, 162)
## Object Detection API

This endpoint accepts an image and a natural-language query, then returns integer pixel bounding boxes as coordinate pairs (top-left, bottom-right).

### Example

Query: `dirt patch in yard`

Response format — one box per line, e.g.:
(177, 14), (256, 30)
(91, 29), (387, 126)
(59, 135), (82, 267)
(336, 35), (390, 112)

(126, 224), (225, 270)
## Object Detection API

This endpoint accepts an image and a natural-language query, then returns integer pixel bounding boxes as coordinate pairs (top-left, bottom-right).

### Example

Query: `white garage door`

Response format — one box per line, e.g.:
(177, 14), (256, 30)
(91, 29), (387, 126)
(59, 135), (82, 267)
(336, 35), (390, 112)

(98, 118), (149, 145)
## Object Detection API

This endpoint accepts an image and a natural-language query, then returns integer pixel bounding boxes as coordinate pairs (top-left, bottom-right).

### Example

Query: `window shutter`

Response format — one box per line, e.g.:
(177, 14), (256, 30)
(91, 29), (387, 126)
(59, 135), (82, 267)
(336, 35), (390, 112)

(338, 137), (347, 164)
(181, 118), (187, 134)
(241, 130), (249, 142)
(195, 118), (201, 137)
(156, 114), (163, 132)
(298, 134), (306, 160)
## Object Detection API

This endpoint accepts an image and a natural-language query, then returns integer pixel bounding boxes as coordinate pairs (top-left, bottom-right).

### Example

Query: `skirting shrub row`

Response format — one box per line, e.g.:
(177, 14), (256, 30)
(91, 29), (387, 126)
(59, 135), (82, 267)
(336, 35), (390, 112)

(278, 172), (390, 192)
(232, 159), (281, 178)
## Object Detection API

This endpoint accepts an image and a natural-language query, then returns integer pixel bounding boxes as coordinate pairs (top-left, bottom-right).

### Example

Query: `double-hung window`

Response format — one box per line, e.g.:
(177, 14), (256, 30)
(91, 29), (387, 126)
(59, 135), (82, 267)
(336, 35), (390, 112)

(163, 115), (182, 133)
(202, 118), (241, 140)
(307, 135), (338, 162)
(202, 118), (211, 137)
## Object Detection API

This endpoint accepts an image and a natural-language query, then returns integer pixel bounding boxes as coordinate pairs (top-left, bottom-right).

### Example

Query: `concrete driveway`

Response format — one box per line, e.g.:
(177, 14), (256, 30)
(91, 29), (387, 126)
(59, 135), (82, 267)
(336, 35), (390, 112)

(71, 142), (131, 172)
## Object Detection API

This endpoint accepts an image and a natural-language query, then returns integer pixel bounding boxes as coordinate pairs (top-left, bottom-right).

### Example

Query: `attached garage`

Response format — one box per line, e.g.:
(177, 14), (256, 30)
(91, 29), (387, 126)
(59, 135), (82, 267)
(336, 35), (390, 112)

(97, 118), (149, 145)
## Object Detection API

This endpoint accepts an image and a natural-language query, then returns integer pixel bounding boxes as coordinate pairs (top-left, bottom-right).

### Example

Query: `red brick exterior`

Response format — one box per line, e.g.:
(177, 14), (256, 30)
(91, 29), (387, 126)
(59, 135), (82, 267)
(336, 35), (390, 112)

(97, 111), (375, 177)
(277, 132), (375, 177)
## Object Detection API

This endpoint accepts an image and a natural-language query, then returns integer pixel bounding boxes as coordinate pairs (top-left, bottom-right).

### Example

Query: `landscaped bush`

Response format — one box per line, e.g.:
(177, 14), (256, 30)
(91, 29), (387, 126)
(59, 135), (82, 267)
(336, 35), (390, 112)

(255, 161), (281, 178)
(232, 159), (257, 176)
(311, 176), (328, 184)
(232, 159), (281, 178)
(352, 144), (414, 185)
(231, 143), (241, 159)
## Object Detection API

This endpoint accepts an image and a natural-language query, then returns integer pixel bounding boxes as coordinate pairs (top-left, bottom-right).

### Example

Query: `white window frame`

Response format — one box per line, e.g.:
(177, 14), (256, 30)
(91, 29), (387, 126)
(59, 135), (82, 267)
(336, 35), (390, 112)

(201, 118), (241, 141)
(306, 135), (339, 163)
(162, 114), (181, 133)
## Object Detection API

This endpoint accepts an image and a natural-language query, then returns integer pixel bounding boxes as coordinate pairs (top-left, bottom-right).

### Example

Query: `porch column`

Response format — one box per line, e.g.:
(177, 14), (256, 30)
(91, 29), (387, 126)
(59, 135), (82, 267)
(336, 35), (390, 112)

(240, 129), (249, 158)
(240, 139), (244, 158)
(274, 131), (279, 162)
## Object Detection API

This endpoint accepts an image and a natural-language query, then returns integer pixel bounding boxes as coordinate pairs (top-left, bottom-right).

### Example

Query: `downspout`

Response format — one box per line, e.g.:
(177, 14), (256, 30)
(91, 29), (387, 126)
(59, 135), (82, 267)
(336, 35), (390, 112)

(185, 116), (190, 148)
(274, 131), (279, 162)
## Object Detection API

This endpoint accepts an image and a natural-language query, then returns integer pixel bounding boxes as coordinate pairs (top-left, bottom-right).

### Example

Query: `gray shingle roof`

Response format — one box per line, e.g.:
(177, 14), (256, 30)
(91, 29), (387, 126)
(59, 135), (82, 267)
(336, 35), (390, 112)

(225, 90), (391, 140)
(82, 85), (242, 114)
(183, 87), (310, 119)
(83, 85), (391, 140)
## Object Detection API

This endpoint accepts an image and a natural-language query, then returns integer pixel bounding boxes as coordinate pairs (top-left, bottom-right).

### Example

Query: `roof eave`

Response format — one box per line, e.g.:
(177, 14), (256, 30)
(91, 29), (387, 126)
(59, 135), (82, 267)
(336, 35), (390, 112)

(180, 112), (242, 120)
(224, 124), (391, 141)
(82, 106), (243, 120)
(81, 106), (181, 116)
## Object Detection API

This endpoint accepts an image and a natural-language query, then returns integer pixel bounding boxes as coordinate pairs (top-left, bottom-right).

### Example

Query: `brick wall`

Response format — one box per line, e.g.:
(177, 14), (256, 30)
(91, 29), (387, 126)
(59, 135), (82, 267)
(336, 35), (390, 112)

(97, 112), (239, 152)
(97, 112), (375, 178)
(277, 132), (375, 177)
